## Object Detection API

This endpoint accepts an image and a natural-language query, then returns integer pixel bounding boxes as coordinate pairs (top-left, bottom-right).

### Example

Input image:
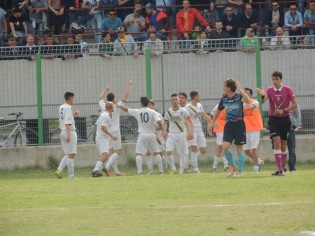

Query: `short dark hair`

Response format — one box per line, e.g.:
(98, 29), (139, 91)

(178, 92), (187, 99)
(271, 71), (282, 79)
(171, 93), (178, 98)
(46, 33), (54, 38)
(102, 31), (110, 38)
(244, 87), (253, 95)
(289, 3), (297, 7)
(141, 96), (149, 106)
(149, 32), (157, 36)
(109, 8), (115, 13)
(107, 93), (115, 102)
(190, 90), (199, 99)
(224, 78), (237, 92)
(64, 92), (74, 100)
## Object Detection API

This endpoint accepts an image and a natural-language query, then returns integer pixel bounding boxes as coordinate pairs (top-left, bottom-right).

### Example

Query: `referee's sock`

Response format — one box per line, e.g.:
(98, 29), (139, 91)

(274, 149), (283, 171)
(281, 150), (288, 170)
(237, 152), (245, 173)
(224, 150), (235, 167)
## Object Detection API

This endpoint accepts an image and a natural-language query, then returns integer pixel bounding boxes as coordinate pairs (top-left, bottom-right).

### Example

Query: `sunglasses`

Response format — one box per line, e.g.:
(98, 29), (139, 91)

(272, 4), (278, 7)
(109, 13), (115, 16)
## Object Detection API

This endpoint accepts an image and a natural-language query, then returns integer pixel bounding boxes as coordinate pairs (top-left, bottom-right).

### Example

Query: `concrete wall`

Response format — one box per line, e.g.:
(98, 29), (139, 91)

(0, 136), (314, 170)
(1, 49), (314, 120)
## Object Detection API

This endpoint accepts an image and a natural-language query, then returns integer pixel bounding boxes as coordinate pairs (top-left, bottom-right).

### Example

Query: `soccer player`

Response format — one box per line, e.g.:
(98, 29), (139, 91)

(209, 79), (251, 177)
(163, 94), (194, 174)
(243, 87), (264, 172)
(120, 97), (164, 175)
(210, 104), (228, 172)
(98, 80), (132, 176)
(256, 71), (297, 176)
(179, 92), (189, 108)
(55, 92), (79, 179)
(145, 100), (167, 174)
(92, 102), (118, 177)
(186, 90), (212, 173)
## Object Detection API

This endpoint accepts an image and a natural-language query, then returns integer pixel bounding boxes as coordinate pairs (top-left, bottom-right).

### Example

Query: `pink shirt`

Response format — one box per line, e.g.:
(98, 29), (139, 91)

(266, 85), (295, 117)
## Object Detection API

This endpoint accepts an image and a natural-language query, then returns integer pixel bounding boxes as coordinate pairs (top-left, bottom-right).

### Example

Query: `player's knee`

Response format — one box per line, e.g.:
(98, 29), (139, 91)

(166, 151), (172, 156)
(199, 148), (207, 155)
(190, 146), (198, 152)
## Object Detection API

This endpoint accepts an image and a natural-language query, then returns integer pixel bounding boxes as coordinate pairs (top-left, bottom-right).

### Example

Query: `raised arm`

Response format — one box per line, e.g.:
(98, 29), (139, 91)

(98, 85), (110, 101)
(121, 80), (133, 101)
(256, 88), (269, 104)
(235, 81), (250, 103)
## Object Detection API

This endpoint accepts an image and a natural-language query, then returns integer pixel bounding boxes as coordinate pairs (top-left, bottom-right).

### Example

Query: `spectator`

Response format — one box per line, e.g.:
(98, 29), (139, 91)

(61, 0), (76, 32)
(41, 34), (59, 59)
(304, 0), (315, 45)
(210, 0), (228, 21)
(0, 6), (7, 47)
(116, 0), (134, 21)
(101, 9), (122, 42)
(191, 24), (201, 40)
(270, 26), (290, 49)
(99, 0), (117, 9)
(26, 0), (48, 44)
(113, 27), (139, 56)
(194, 29), (210, 54)
(99, 31), (114, 59)
(22, 34), (39, 60)
(9, 8), (28, 46)
(221, 5), (240, 38)
(48, 0), (66, 35)
(12, 0), (32, 31)
(209, 20), (231, 51)
(227, 0), (243, 15)
(61, 35), (80, 60)
(176, 0), (210, 40)
(143, 3), (170, 41)
(143, 31), (164, 57)
(155, 0), (173, 17)
(239, 3), (258, 36)
(239, 27), (258, 53)
(0, 37), (23, 60)
(284, 3), (303, 45)
(123, 4), (146, 41)
(74, 31), (90, 57)
(265, 1), (284, 37)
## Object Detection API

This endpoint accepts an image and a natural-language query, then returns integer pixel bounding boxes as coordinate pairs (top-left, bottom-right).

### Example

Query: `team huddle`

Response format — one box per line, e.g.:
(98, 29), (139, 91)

(54, 71), (297, 179)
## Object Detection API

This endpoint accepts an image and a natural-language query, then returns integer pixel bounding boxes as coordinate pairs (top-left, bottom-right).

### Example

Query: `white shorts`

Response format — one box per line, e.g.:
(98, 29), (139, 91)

(136, 133), (160, 154)
(215, 132), (223, 145)
(109, 129), (122, 150)
(156, 134), (165, 152)
(243, 131), (260, 150)
(96, 138), (110, 155)
(60, 130), (77, 155)
(189, 127), (206, 148)
(166, 132), (189, 154)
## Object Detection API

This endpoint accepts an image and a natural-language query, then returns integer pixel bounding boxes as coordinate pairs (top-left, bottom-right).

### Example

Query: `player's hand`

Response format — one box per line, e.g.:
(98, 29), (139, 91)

(235, 80), (241, 90)
(66, 134), (71, 143)
(111, 135), (117, 140)
(73, 111), (80, 117)
(162, 131), (168, 139)
(275, 108), (284, 116)
(104, 85), (110, 92)
(208, 123), (213, 136)
(187, 132), (193, 140)
(256, 88), (265, 96)
(128, 80), (133, 85)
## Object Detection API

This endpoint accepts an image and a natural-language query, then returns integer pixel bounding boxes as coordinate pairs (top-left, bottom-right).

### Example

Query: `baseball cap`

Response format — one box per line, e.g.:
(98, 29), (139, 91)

(145, 3), (154, 9)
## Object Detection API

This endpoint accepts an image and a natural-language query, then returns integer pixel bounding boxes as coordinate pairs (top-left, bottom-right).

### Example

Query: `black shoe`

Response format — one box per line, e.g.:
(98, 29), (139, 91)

(289, 168), (296, 172)
(271, 170), (285, 176)
(92, 170), (103, 177)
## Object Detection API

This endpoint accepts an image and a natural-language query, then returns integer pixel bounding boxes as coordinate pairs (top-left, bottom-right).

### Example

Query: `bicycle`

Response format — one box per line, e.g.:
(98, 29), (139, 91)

(0, 112), (38, 147)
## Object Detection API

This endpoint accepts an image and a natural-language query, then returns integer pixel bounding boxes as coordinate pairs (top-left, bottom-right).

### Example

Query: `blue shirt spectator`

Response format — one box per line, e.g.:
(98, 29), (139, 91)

(284, 9), (303, 27)
(101, 9), (122, 41)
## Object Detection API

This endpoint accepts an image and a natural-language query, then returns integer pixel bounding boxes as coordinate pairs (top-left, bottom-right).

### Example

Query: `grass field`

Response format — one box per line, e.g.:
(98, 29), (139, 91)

(1, 162), (315, 236)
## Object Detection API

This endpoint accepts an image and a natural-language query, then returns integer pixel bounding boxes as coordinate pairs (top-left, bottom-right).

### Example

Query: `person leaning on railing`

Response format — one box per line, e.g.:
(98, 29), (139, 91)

(0, 37), (24, 60)
(221, 5), (240, 38)
(9, 8), (28, 46)
(193, 29), (210, 54)
(123, 4), (146, 41)
(304, 0), (315, 45)
(113, 26), (138, 57)
(0, 6), (8, 47)
(270, 26), (291, 50)
(61, 34), (80, 60)
(209, 20), (231, 52)
(265, 1), (284, 37)
(284, 3), (303, 45)
(41, 33), (59, 59)
(143, 31), (164, 57)
(21, 34), (39, 61)
(101, 9), (122, 42)
(239, 27), (258, 53)
(99, 31), (114, 59)
(239, 3), (258, 37)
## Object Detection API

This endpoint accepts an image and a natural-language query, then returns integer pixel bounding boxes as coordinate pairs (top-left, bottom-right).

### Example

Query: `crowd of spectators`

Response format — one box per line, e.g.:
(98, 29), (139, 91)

(0, 0), (314, 59)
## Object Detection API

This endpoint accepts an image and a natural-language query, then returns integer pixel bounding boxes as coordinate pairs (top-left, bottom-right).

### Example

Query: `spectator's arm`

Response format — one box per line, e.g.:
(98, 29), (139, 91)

(9, 22), (17, 37)
(22, 21), (28, 34)
(284, 12), (292, 27)
(117, 0), (131, 6)
(294, 104), (302, 128)
(297, 12), (303, 27)
(48, 0), (58, 14)
(2, 17), (8, 37)
(194, 8), (209, 28)
(176, 12), (186, 34)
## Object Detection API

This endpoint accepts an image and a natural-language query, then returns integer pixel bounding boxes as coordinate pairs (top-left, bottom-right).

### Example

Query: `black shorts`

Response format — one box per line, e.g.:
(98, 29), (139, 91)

(223, 121), (246, 145)
(268, 116), (291, 140)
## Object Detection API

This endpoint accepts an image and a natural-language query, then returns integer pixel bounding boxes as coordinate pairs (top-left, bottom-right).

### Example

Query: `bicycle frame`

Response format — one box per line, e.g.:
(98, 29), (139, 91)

(0, 121), (24, 147)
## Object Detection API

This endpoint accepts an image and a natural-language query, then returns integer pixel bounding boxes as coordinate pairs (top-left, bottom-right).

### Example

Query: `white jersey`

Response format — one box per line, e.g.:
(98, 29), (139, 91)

(164, 107), (190, 133)
(59, 103), (76, 131)
(180, 103), (189, 110)
(96, 111), (112, 140)
(128, 107), (161, 133)
(99, 99), (124, 132)
(210, 104), (219, 116)
(186, 102), (204, 127)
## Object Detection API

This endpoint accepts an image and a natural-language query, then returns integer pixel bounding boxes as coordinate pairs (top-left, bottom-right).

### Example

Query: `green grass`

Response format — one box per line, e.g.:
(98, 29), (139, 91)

(1, 163), (315, 236)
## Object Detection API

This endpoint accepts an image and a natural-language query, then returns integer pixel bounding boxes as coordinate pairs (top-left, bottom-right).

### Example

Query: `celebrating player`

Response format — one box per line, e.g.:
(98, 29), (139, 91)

(186, 90), (212, 173)
(163, 94), (194, 174)
(92, 102), (118, 177)
(209, 79), (250, 177)
(256, 71), (297, 176)
(55, 92), (79, 179)
(120, 97), (164, 175)
(98, 80), (132, 176)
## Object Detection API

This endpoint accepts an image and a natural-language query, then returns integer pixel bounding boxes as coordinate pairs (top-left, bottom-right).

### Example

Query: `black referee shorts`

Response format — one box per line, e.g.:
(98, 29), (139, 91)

(268, 116), (291, 140)
(223, 121), (246, 145)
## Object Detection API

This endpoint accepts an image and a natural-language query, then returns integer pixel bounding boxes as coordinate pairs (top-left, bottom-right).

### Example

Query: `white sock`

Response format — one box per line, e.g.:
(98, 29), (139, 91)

(223, 156), (228, 169)
(111, 160), (120, 174)
(162, 157), (167, 172)
(191, 152), (198, 171)
(66, 158), (75, 178)
(57, 155), (68, 172)
(154, 154), (163, 173)
(106, 153), (118, 170)
(179, 154), (187, 174)
(146, 156), (153, 173)
(136, 155), (143, 174)
(212, 156), (220, 169)
(253, 165), (260, 172)
(168, 155), (176, 171)
(185, 152), (190, 169)
(93, 160), (104, 172)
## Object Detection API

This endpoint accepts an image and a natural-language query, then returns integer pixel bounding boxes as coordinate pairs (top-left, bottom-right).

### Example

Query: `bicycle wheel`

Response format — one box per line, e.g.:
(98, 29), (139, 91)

(49, 128), (61, 145)
(14, 128), (38, 147)
(120, 125), (137, 143)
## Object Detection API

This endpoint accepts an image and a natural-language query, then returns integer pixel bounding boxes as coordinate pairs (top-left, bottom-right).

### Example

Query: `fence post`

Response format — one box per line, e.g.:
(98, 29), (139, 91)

(36, 52), (44, 146)
(145, 48), (152, 99)
(255, 38), (263, 137)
